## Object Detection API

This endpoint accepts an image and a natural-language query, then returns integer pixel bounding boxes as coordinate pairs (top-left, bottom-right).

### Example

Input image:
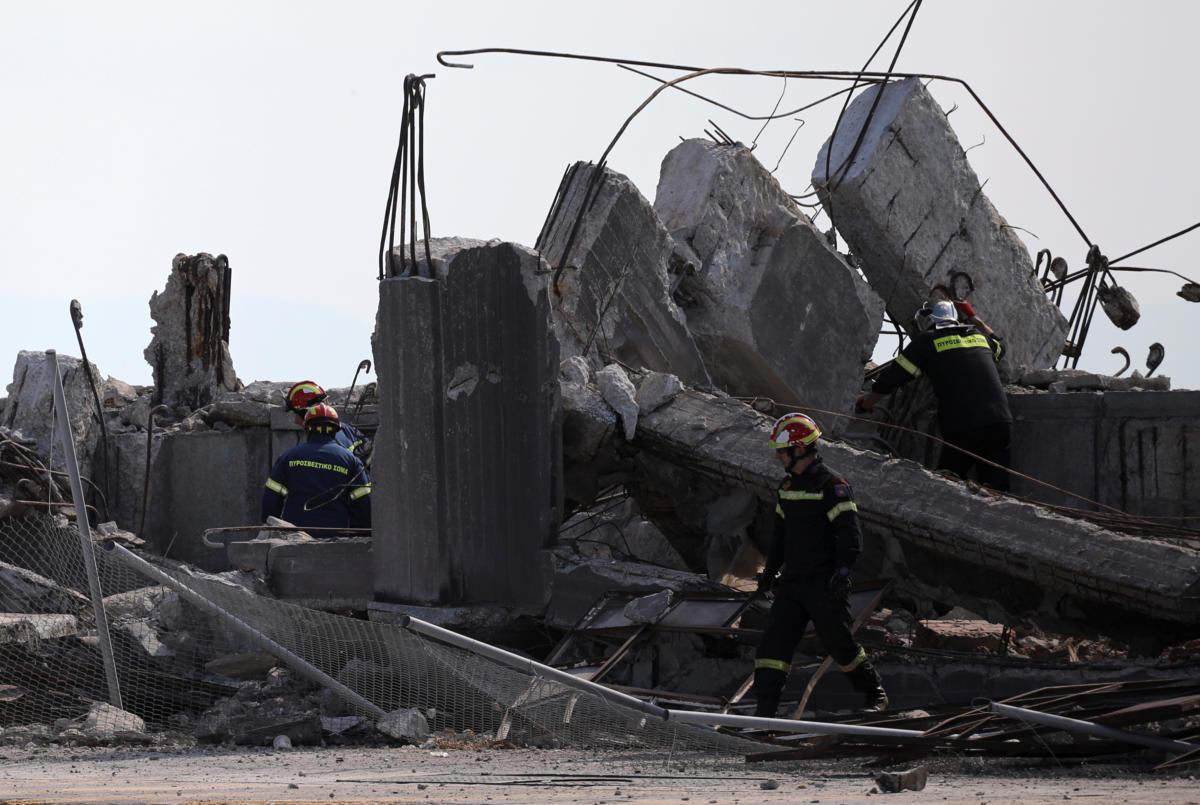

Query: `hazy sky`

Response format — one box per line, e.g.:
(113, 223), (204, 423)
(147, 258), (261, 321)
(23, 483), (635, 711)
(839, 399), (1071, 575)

(2, 1), (1197, 395)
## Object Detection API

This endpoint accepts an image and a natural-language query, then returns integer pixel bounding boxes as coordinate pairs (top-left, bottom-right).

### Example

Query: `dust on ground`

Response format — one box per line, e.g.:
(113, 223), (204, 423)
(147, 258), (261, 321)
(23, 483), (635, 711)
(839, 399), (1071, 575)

(1, 742), (1197, 804)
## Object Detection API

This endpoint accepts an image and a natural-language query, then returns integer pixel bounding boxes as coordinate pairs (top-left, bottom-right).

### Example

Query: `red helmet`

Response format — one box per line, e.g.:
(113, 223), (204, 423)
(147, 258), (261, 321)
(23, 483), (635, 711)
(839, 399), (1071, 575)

(304, 403), (340, 434)
(285, 380), (327, 412)
(769, 413), (821, 449)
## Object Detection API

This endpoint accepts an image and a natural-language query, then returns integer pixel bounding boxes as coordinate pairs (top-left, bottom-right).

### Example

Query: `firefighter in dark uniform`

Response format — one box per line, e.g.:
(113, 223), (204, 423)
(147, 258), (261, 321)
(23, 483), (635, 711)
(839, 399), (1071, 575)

(261, 403), (371, 535)
(751, 413), (888, 717)
(858, 299), (1012, 491)
(283, 380), (373, 472)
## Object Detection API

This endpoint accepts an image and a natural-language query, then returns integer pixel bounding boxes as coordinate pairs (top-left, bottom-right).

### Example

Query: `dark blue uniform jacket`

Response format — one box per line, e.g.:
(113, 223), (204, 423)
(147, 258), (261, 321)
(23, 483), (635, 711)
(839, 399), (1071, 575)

(261, 435), (371, 532)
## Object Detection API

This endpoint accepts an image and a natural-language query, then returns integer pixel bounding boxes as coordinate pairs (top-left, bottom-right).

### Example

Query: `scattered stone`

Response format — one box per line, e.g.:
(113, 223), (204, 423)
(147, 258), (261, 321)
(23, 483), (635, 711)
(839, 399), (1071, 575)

(875, 764), (928, 793)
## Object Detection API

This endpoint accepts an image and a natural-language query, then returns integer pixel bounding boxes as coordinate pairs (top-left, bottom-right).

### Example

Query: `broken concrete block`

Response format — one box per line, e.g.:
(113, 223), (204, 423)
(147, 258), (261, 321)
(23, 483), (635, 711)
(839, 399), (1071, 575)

(3, 351), (103, 475)
(536, 161), (712, 386)
(374, 238), (559, 605)
(596, 363), (637, 441)
(560, 355), (591, 386)
(83, 702), (146, 738)
(813, 77), (1067, 375)
(622, 589), (673, 624)
(144, 252), (239, 410)
(656, 139), (883, 435)
(558, 499), (689, 572)
(377, 707), (430, 743)
(265, 538), (374, 607)
(914, 619), (1005, 653)
(0, 613), (77, 644)
(876, 765), (928, 793)
(635, 371), (684, 414)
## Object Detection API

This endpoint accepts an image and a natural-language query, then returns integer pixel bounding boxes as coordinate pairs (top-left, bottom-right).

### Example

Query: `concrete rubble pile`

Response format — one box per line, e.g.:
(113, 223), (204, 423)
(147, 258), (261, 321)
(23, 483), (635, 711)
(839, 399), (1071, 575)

(0, 78), (1198, 748)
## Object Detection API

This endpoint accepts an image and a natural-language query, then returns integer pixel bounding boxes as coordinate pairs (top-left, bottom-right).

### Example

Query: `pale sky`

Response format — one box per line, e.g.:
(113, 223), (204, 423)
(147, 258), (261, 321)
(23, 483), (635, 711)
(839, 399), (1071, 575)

(2, 1), (1197, 395)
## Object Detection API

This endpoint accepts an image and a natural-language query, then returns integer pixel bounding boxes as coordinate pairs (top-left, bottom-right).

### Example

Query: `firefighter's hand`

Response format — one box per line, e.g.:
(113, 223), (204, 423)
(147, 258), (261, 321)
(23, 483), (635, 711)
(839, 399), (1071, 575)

(756, 571), (776, 595)
(954, 300), (977, 319)
(827, 567), (852, 599)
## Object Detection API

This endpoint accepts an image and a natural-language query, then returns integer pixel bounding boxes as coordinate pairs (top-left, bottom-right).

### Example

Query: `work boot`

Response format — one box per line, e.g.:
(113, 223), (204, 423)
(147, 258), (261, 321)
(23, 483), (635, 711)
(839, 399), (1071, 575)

(845, 659), (889, 713)
(750, 667), (788, 718)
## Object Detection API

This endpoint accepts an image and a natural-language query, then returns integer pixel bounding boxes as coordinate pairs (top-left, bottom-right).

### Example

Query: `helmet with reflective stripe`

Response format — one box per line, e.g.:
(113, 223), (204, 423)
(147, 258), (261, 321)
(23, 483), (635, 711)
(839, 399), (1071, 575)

(286, 380), (327, 412)
(769, 413), (821, 449)
(304, 402), (340, 434)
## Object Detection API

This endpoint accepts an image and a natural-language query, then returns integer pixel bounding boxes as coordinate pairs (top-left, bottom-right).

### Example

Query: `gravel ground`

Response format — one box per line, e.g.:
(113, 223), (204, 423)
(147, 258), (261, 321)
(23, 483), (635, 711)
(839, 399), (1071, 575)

(1, 743), (1198, 804)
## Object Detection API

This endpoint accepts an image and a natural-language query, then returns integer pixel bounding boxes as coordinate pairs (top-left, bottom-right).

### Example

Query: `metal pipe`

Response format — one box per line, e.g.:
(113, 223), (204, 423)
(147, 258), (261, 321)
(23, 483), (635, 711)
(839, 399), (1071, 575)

(399, 614), (925, 739)
(107, 542), (386, 720)
(399, 614), (669, 721)
(665, 709), (924, 739)
(987, 701), (1196, 754)
(47, 349), (123, 710)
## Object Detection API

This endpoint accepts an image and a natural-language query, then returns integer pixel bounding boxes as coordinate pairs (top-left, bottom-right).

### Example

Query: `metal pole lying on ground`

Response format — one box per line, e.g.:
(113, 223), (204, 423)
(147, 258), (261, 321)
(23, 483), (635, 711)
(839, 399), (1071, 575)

(399, 613), (924, 739)
(47, 349), (123, 710)
(988, 701), (1197, 754)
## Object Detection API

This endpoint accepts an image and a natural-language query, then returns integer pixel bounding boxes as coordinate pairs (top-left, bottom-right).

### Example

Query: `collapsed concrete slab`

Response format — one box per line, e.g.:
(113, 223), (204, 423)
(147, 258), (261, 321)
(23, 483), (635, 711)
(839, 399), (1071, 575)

(144, 252), (240, 410)
(655, 139), (884, 435)
(536, 162), (711, 386)
(373, 238), (559, 606)
(813, 77), (1068, 374)
(622, 382), (1200, 628)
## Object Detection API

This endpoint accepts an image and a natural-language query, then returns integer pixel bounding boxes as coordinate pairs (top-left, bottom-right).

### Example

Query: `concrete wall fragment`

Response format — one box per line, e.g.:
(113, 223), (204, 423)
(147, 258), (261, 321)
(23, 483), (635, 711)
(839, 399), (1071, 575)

(1010, 389), (1200, 518)
(373, 238), (559, 606)
(656, 139), (883, 436)
(145, 252), (239, 410)
(536, 162), (711, 386)
(813, 77), (1068, 374)
(3, 351), (103, 482)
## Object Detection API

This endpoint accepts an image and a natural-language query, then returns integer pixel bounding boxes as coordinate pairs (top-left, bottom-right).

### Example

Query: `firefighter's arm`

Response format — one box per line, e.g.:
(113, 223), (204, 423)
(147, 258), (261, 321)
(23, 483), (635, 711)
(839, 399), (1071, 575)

(758, 509), (786, 592)
(825, 480), (863, 570)
(261, 463), (287, 521)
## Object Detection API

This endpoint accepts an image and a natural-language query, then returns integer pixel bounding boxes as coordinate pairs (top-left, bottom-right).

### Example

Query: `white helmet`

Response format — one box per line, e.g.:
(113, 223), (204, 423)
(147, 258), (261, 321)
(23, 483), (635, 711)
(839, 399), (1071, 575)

(914, 300), (959, 331)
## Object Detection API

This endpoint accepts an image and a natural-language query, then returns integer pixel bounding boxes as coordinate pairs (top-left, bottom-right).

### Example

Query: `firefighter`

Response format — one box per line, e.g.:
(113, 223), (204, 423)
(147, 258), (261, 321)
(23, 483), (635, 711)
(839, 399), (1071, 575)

(284, 380), (372, 469)
(751, 413), (888, 717)
(857, 299), (1012, 491)
(261, 403), (371, 534)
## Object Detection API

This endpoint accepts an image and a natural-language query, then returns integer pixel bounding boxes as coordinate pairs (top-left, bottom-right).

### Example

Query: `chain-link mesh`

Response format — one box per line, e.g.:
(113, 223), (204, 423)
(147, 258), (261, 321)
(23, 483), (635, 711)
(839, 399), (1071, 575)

(0, 511), (760, 756)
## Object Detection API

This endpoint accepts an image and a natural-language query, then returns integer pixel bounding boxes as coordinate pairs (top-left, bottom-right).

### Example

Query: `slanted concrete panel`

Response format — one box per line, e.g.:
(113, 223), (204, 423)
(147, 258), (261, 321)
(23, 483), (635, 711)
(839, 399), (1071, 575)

(536, 162), (711, 386)
(373, 241), (559, 605)
(143, 429), (269, 570)
(813, 77), (1067, 374)
(655, 139), (882, 436)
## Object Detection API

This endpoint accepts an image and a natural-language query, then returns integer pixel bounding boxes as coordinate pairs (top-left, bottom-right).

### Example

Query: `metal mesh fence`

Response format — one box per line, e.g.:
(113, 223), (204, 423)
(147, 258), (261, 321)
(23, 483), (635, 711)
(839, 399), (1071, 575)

(0, 510), (760, 757)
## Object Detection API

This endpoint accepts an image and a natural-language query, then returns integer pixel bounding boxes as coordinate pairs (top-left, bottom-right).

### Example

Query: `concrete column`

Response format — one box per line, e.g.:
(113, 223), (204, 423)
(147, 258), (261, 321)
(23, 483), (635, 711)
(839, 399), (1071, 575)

(372, 240), (559, 605)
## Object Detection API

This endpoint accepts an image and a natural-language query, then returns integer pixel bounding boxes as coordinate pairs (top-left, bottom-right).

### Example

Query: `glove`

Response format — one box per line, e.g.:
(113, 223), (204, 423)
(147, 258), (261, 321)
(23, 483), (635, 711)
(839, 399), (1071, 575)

(954, 300), (976, 319)
(854, 396), (872, 414)
(756, 571), (776, 595)
(827, 567), (852, 599)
